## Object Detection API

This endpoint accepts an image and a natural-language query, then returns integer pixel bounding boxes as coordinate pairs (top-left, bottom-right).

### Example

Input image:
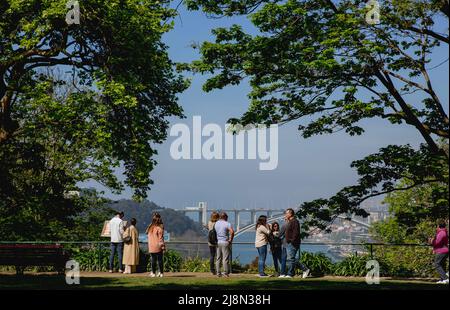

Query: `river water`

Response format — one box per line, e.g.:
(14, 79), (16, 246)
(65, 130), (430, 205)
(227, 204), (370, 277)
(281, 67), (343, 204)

(139, 232), (333, 265)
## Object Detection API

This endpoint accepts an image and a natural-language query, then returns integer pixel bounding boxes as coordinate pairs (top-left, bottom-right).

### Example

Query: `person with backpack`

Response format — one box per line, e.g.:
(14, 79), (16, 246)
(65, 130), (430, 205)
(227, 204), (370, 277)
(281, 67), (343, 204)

(429, 222), (449, 284)
(208, 212), (220, 275)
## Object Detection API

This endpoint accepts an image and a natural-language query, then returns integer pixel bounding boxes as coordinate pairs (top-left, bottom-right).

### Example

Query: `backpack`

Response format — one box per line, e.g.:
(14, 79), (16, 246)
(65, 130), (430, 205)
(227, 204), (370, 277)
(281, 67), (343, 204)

(208, 226), (218, 245)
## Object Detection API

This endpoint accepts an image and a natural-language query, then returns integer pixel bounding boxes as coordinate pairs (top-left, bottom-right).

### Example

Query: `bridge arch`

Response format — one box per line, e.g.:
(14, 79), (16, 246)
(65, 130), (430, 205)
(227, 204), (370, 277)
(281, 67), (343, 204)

(234, 214), (370, 238)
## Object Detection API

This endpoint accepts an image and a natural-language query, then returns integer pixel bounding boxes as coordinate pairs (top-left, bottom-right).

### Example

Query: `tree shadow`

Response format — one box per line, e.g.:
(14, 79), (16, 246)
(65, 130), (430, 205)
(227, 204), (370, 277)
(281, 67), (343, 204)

(0, 274), (446, 290)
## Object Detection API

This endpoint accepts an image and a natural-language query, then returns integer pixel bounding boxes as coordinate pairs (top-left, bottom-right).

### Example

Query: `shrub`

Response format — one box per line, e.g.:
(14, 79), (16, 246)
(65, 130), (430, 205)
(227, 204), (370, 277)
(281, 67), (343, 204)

(159, 249), (183, 272)
(333, 254), (369, 276)
(70, 244), (111, 271)
(182, 257), (210, 272)
(299, 252), (334, 276)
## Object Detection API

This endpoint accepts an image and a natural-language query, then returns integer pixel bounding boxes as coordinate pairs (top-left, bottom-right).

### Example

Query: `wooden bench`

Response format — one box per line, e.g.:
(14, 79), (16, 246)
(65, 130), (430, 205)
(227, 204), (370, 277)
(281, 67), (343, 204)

(0, 244), (70, 275)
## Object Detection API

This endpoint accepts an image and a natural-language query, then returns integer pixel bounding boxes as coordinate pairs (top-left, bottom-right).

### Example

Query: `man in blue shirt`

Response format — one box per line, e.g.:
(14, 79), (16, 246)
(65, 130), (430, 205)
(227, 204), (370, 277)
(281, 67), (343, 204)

(214, 212), (234, 277)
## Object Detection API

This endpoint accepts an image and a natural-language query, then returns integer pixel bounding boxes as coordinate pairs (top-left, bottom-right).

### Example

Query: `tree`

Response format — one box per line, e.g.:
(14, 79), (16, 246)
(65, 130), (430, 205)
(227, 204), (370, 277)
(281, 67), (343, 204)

(0, 0), (188, 199)
(186, 0), (449, 232)
(369, 178), (448, 277)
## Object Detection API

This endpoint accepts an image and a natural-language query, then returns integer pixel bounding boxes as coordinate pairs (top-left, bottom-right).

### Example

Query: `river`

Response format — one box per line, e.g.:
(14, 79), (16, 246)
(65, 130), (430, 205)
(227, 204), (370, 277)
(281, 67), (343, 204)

(139, 232), (333, 265)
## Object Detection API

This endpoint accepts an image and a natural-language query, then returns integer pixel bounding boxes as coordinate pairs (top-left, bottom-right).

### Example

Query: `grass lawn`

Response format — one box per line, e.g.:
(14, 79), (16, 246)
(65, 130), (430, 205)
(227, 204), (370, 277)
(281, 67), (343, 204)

(0, 272), (447, 290)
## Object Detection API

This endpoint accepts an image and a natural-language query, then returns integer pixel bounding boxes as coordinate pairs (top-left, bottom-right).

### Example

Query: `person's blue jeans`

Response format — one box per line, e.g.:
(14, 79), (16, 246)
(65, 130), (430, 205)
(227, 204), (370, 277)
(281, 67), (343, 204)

(256, 244), (268, 276)
(109, 242), (124, 271)
(272, 248), (282, 274)
(280, 246), (287, 275)
(286, 243), (299, 276)
(286, 243), (308, 276)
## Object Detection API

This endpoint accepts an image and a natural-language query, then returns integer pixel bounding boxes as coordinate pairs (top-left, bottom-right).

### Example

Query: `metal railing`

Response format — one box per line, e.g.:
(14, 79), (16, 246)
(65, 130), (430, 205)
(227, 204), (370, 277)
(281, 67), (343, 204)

(0, 240), (431, 260)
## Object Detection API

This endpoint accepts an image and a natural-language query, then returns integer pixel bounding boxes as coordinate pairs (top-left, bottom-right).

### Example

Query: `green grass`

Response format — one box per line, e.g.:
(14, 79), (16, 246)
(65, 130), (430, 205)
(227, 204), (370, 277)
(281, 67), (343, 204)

(0, 273), (446, 290)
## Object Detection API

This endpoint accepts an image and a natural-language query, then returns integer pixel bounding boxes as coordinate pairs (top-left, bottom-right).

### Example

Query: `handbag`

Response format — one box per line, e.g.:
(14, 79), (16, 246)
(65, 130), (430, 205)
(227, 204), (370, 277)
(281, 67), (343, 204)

(123, 229), (132, 244)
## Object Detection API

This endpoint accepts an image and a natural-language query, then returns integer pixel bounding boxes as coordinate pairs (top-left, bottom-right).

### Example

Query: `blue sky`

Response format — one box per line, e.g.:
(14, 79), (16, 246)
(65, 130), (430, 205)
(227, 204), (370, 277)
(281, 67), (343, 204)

(86, 5), (449, 211)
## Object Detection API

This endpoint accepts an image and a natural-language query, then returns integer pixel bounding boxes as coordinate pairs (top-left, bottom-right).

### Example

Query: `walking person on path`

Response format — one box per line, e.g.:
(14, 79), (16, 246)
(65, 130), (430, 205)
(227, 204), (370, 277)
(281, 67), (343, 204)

(429, 222), (449, 284)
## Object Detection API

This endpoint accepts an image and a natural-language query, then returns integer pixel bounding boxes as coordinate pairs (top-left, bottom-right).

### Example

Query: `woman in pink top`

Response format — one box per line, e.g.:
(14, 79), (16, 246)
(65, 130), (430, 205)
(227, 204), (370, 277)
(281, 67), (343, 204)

(430, 222), (449, 284)
(146, 213), (166, 277)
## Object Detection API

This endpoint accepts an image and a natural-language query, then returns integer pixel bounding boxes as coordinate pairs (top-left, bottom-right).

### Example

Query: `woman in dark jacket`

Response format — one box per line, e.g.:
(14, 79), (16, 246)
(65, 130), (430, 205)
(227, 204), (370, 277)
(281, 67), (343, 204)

(269, 222), (283, 276)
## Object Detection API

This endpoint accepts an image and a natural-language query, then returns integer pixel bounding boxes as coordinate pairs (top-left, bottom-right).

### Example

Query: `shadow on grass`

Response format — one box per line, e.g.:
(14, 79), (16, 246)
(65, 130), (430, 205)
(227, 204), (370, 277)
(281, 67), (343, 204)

(0, 274), (446, 290)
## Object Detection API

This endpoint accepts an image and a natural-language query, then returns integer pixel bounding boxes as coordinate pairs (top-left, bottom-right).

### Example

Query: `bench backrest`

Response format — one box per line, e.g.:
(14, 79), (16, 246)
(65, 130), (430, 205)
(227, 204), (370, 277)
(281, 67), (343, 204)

(0, 244), (68, 265)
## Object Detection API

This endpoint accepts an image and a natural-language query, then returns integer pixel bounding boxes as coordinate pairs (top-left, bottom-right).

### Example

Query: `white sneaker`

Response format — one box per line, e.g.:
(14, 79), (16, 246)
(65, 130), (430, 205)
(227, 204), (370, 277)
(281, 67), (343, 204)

(285, 275), (293, 278)
(278, 275), (286, 278)
(149, 272), (156, 277)
(436, 279), (449, 284)
(157, 273), (164, 278)
(302, 269), (311, 279)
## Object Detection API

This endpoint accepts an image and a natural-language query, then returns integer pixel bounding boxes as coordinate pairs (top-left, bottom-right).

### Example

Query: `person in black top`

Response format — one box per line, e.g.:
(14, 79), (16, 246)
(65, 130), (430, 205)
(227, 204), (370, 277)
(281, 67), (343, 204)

(269, 222), (283, 276)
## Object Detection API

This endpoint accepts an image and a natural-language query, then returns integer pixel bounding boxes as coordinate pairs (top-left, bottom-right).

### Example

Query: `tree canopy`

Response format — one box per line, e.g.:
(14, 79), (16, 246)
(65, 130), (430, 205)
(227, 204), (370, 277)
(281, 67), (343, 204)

(0, 0), (188, 239)
(0, 0), (188, 199)
(187, 0), (449, 232)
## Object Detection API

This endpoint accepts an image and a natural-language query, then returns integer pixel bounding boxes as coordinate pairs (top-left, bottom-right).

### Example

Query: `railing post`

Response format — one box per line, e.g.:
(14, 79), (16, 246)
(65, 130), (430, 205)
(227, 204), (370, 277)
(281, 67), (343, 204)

(98, 243), (102, 271)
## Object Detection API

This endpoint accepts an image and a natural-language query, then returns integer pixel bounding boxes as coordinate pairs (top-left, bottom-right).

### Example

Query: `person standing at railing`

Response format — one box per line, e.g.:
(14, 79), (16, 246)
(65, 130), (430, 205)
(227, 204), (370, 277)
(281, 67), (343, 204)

(122, 218), (140, 274)
(215, 212), (234, 277)
(255, 215), (271, 277)
(207, 212), (220, 275)
(109, 211), (125, 273)
(430, 222), (449, 284)
(147, 213), (165, 277)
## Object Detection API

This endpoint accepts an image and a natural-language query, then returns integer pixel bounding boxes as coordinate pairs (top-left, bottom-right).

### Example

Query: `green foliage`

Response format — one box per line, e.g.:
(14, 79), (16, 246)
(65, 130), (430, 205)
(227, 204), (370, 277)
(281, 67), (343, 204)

(300, 252), (334, 276)
(369, 176), (448, 278)
(374, 245), (435, 278)
(182, 257), (210, 272)
(0, 0), (188, 241)
(333, 254), (369, 277)
(187, 0), (449, 233)
(159, 250), (184, 272)
(71, 245), (111, 272)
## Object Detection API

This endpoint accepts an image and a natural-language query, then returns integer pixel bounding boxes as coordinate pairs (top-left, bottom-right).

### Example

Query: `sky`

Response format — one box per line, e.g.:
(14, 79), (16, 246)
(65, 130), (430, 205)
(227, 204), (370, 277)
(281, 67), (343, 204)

(84, 5), (449, 211)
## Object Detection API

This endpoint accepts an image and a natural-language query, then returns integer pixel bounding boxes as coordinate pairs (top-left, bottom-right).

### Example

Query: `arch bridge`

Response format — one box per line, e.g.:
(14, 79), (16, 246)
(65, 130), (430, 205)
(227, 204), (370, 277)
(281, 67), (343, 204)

(174, 202), (371, 237)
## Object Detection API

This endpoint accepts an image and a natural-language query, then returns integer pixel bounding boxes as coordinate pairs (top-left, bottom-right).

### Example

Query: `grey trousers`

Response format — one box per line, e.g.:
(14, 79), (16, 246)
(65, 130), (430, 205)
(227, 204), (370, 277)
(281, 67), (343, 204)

(216, 243), (231, 275)
(434, 253), (449, 280)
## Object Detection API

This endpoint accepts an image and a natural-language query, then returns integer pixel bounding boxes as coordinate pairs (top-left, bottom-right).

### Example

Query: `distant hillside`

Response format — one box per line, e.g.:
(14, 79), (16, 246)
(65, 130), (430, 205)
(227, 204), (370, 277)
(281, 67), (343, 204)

(108, 199), (205, 240)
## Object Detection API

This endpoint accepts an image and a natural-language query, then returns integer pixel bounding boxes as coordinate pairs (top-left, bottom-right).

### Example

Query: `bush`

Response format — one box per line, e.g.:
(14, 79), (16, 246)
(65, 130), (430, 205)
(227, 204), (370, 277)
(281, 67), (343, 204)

(373, 245), (435, 278)
(159, 249), (183, 272)
(182, 257), (210, 272)
(70, 244), (111, 272)
(333, 254), (369, 277)
(300, 252), (334, 276)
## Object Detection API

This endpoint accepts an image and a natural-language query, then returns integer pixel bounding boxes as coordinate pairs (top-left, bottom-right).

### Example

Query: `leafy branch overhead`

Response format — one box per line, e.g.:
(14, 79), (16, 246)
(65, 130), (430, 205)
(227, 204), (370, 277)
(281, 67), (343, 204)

(0, 0), (189, 199)
(187, 0), (449, 232)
